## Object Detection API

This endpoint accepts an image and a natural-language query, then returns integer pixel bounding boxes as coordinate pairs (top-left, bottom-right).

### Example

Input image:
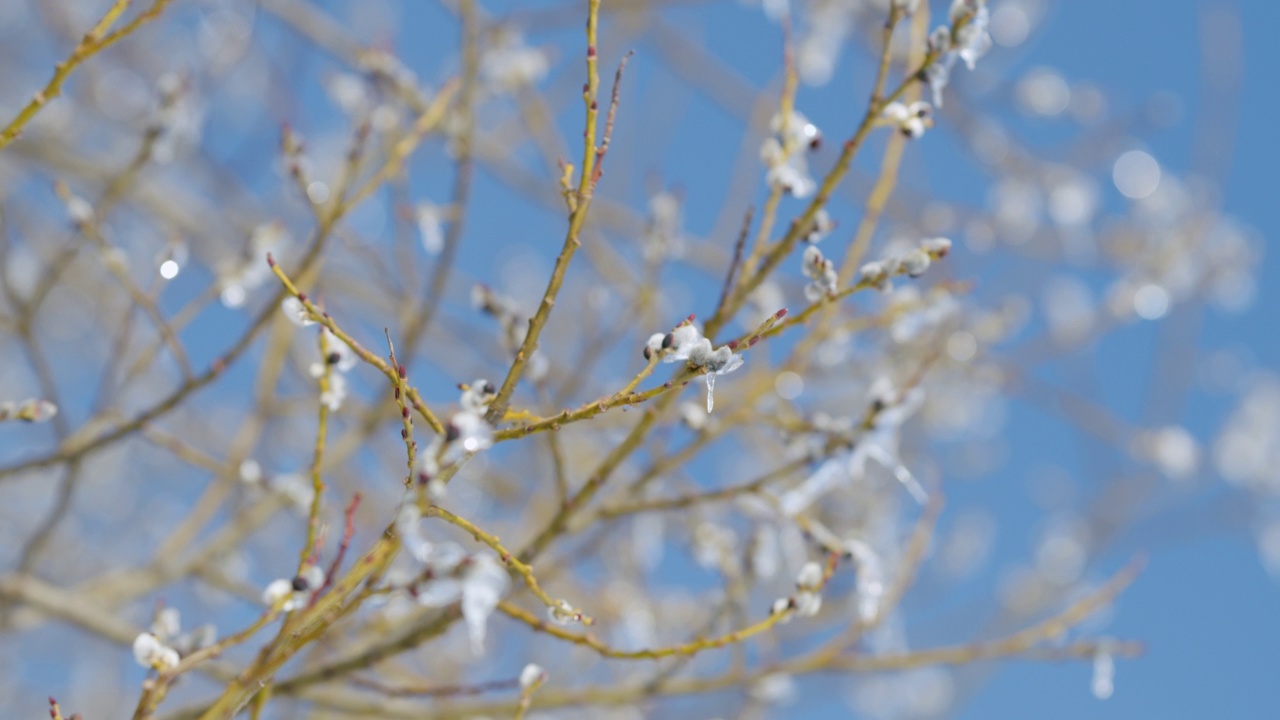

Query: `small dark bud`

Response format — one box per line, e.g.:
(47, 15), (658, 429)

(643, 346), (652, 361)
(266, 253), (276, 267)
(297, 292), (308, 303)
(398, 364), (407, 378)
(662, 333), (675, 349)
(483, 382), (495, 394)
(326, 352), (341, 365)
(775, 308), (788, 319)
(445, 423), (461, 443)
(727, 340), (739, 350)
(291, 575), (309, 592)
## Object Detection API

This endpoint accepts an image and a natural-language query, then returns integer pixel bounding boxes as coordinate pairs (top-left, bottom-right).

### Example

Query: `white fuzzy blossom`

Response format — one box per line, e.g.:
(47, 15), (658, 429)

(283, 297), (313, 327)
(481, 30), (549, 91)
(416, 202), (445, 255)
(262, 564), (325, 612)
(132, 632), (180, 672)
(803, 209), (835, 243)
(519, 663), (547, 690)
(793, 560), (825, 617)
(802, 245), (838, 302)
(0, 398), (58, 423)
(926, 0), (993, 106)
(760, 109), (822, 197)
(882, 101), (934, 139)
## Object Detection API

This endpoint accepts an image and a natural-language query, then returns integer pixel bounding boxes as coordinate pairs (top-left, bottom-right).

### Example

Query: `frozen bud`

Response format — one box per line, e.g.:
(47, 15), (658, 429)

(262, 578), (295, 609)
(132, 632), (180, 672)
(804, 209), (835, 243)
(759, 136), (786, 166)
(320, 372), (349, 411)
(326, 73), (369, 115)
(858, 261), (890, 288)
(698, 345), (744, 412)
(416, 203), (445, 255)
(64, 194), (94, 225)
(921, 237), (952, 257)
(519, 663), (546, 690)
(238, 459), (262, 484)
(151, 607), (181, 642)
(480, 32), (549, 90)
(901, 117), (926, 139)
(929, 25), (953, 53)
(770, 109), (822, 150)
(1138, 426), (1200, 481)
(460, 378), (497, 414)
(663, 324), (706, 362)
(794, 591), (822, 617)
(802, 245), (825, 276)
(447, 411), (494, 454)
(948, 0), (992, 69)
(644, 332), (665, 360)
(321, 329), (357, 372)
(281, 296), (315, 327)
(296, 564), (325, 591)
(882, 101), (909, 123)
(883, 101), (934, 138)
(548, 598), (584, 626)
(767, 157), (817, 198)
(795, 561), (823, 590)
(901, 248), (932, 277)
(771, 597), (793, 618)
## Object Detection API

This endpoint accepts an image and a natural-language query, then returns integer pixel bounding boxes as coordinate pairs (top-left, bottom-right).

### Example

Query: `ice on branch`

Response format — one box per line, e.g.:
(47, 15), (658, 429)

(1092, 643), (1116, 699)
(845, 537), (886, 623)
(781, 382), (927, 516)
(654, 321), (743, 412)
(410, 549), (510, 655)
